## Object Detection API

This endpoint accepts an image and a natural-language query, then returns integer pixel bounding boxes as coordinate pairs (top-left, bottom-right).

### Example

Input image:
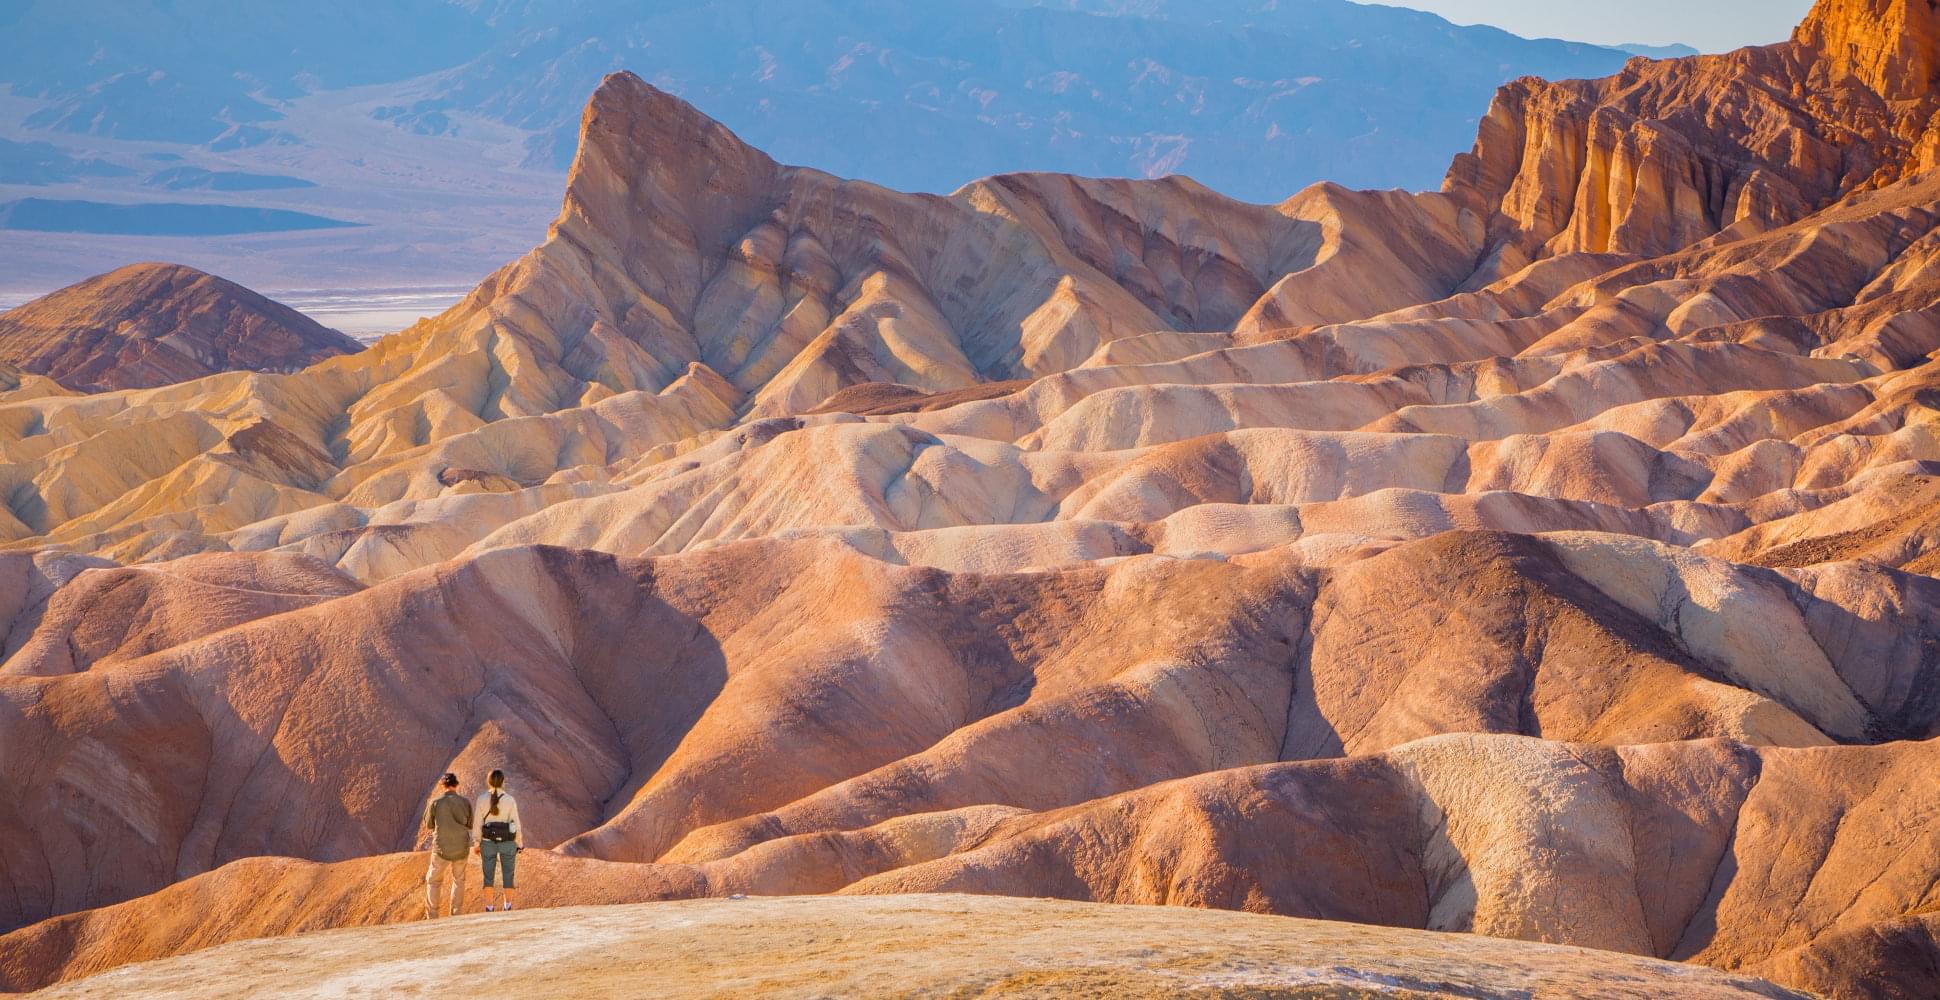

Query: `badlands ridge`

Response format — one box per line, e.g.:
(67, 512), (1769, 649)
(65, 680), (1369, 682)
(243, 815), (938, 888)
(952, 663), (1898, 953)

(3, 0), (1940, 996)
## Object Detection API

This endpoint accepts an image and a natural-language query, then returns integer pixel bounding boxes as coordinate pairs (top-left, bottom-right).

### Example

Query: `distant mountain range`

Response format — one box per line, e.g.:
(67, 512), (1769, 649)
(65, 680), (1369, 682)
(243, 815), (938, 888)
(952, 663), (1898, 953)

(1613, 41), (1702, 59)
(0, 0), (1648, 199)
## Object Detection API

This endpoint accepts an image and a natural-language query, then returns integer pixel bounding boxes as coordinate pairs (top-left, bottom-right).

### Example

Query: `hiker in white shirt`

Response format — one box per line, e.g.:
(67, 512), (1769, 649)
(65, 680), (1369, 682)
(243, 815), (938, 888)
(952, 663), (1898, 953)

(471, 768), (524, 912)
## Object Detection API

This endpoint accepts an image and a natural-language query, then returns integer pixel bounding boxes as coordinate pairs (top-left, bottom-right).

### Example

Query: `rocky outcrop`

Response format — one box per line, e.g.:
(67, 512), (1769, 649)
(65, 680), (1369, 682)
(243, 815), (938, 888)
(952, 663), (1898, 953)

(1755, 911), (1940, 1000)
(1445, 0), (1940, 282)
(1796, 0), (1940, 102)
(0, 263), (361, 391)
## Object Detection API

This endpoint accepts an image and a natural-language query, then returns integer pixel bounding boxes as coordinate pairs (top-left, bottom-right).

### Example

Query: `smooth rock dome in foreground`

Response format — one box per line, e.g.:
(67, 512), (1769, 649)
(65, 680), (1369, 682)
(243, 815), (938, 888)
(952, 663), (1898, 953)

(32, 896), (1806, 1000)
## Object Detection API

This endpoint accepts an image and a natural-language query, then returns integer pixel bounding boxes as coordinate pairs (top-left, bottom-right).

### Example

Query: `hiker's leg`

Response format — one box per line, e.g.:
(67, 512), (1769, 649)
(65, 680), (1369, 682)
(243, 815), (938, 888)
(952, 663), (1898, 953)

(481, 843), (498, 902)
(448, 858), (466, 915)
(500, 844), (517, 908)
(424, 853), (443, 919)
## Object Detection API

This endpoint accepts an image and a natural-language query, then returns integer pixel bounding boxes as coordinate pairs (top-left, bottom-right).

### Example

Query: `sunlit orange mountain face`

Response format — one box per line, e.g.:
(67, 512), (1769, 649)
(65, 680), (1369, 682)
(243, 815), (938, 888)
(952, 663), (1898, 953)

(1, 1), (1938, 997)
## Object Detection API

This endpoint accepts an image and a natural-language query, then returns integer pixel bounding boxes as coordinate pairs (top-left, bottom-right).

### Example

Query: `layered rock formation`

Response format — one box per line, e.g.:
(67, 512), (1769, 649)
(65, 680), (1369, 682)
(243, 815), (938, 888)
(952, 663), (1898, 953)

(2, 0), (1939, 997)
(0, 263), (361, 391)
(2, 534), (1936, 997)
(1442, 0), (1940, 285)
(1796, 0), (1940, 101)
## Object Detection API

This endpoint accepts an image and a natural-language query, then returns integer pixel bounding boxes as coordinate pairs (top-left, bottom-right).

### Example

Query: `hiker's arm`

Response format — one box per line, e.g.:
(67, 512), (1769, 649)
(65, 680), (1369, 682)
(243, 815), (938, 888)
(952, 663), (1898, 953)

(424, 800), (436, 831)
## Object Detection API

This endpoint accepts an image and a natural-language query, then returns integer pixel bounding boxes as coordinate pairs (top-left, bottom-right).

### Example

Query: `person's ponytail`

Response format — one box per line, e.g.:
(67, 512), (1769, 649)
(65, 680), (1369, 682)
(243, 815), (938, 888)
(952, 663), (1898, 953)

(488, 768), (505, 816)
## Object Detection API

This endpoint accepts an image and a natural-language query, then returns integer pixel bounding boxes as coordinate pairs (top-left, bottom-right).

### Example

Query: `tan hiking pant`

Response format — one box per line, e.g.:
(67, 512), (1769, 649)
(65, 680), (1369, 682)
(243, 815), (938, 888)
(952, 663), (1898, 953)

(424, 852), (467, 917)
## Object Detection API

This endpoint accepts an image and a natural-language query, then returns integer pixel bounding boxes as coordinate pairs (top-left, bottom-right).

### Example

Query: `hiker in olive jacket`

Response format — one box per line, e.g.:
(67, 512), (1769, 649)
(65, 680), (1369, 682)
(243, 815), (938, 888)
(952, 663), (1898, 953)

(423, 772), (474, 918)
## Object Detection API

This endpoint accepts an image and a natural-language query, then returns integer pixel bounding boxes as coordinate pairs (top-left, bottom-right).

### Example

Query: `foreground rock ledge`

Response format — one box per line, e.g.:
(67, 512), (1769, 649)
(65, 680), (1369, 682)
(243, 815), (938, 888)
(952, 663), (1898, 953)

(36, 895), (1801, 1000)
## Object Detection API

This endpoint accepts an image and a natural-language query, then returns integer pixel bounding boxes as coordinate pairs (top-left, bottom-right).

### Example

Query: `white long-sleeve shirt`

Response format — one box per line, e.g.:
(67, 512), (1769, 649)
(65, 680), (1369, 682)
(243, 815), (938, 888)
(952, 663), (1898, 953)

(472, 789), (523, 847)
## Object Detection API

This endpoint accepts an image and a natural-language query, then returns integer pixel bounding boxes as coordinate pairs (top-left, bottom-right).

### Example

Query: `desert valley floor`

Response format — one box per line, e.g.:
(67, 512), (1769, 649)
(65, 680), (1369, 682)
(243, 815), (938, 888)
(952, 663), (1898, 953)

(3, 0), (1940, 997)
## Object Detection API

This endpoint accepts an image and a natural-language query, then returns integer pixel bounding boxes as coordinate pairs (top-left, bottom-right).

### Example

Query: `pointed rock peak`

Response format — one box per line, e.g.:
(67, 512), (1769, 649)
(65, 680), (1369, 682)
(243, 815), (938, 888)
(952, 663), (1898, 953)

(1795, 0), (1940, 101)
(575, 72), (754, 163)
(557, 71), (779, 238)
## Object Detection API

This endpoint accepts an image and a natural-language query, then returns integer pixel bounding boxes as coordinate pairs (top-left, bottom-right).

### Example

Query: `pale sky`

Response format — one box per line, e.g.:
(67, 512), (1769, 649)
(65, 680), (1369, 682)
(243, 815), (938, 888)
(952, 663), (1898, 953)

(1367, 0), (1817, 53)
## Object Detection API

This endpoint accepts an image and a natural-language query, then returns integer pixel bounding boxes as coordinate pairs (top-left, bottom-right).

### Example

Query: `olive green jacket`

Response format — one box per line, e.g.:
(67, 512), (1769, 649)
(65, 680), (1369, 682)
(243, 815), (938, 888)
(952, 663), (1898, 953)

(424, 791), (475, 860)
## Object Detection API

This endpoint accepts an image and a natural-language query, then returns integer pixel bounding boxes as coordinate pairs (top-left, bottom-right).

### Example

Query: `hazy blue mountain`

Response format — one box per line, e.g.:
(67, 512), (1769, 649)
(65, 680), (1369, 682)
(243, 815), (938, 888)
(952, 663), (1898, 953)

(0, 0), (1632, 200)
(0, 199), (360, 236)
(143, 168), (318, 193)
(0, 138), (135, 185)
(0, 1), (487, 144)
(1613, 42), (1701, 59)
(408, 0), (1634, 197)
